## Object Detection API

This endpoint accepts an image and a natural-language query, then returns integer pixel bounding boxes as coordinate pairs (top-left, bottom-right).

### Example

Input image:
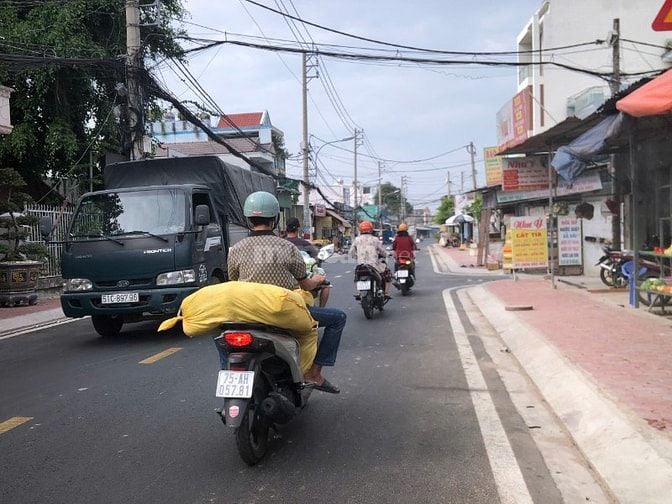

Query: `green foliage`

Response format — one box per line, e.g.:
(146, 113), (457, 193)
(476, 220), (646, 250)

(0, 0), (187, 202)
(464, 194), (483, 221)
(434, 195), (455, 224)
(374, 182), (413, 218)
(0, 167), (48, 261)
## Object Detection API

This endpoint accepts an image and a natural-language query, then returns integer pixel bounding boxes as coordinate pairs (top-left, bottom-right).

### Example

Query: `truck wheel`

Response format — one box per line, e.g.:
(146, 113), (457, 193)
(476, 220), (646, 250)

(92, 315), (124, 337)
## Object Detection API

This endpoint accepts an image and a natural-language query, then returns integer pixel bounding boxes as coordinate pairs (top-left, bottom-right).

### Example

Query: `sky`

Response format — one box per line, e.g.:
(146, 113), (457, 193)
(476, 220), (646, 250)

(159, 0), (544, 210)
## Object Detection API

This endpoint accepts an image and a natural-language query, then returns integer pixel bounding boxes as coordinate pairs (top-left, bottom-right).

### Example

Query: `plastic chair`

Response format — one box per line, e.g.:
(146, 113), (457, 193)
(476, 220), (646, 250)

(621, 260), (648, 306)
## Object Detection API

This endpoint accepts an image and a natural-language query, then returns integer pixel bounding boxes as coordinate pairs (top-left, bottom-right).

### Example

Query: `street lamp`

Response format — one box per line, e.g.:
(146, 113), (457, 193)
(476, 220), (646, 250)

(305, 135), (354, 239)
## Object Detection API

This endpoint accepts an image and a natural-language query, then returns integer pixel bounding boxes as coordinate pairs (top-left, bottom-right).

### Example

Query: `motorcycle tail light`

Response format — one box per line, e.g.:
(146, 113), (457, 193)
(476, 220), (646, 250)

(402, 259), (412, 265)
(224, 332), (254, 347)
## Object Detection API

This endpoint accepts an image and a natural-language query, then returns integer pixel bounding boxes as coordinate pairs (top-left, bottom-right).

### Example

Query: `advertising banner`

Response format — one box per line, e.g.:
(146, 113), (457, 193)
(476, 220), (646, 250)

(510, 216), (548, 269)
(497, 171), (602, 204)
(496, 87), (532, 152)
(502, 156), (548, 192)
(483, 146), (503, 186)
(558, 217), (582, 266)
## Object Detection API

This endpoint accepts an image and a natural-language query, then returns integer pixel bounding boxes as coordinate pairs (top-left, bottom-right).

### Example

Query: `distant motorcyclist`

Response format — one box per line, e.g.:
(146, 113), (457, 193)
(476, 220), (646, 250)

(227, 192), (345, 394)
(392, 223), (418, 277)
(349, 220), (392, 299)
(284, 217), (330, 307)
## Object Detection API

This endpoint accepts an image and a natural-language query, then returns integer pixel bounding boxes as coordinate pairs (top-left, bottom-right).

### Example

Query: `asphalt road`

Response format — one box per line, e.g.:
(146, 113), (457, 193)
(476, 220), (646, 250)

(1, 245), (568, 503)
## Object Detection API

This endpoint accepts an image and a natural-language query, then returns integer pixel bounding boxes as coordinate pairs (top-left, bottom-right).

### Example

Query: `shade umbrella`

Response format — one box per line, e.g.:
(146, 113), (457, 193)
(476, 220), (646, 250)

(445, 214), (474, 226)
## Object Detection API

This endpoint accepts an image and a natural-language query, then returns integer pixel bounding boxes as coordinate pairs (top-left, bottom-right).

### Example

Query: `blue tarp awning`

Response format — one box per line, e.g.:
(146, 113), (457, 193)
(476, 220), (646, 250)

(550, 114), (624, 183)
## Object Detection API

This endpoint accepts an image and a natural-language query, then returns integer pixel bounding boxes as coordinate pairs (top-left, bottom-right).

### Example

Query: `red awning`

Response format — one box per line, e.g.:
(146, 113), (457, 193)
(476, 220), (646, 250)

(616, 69), (672, 117)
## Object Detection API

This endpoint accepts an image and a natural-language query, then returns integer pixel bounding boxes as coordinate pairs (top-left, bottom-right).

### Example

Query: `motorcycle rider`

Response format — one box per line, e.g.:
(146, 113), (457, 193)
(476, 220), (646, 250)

(227, 191), (345, 394)
(392, 223), (418, 279)
(283, 217), (330, 308)
(349, 220), (392, 300)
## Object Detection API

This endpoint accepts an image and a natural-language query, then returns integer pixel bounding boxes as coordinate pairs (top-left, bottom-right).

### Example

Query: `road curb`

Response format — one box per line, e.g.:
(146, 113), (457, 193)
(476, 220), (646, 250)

(466, 283), (672, 504)
(0, 309), (72, 339)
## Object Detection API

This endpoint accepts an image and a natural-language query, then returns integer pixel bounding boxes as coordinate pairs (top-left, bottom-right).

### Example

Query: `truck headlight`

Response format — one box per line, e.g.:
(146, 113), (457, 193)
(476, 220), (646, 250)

(156, 269), (196, 286)
(64, 278), (93, 292)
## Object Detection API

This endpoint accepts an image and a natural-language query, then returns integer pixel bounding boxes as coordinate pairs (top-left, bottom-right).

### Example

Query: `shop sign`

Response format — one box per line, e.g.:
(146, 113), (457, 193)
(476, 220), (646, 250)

(558, 217), (582, 266)
(510, 216), (548, 269)
(502, 156), (547, 192)
(497, 171), (602, 204)
(314, 205), (326, 217)
(496, 87), (532, 152)
(483, 146), (503, 186)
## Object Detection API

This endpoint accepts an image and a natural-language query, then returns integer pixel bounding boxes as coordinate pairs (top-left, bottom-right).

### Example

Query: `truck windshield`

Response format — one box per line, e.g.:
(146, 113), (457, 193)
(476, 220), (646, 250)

(69, 189), (186, 240)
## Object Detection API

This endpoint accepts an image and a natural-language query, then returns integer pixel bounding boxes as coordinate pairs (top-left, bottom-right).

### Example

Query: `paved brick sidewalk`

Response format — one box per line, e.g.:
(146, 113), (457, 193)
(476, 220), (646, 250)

(485, 277), (672, 434)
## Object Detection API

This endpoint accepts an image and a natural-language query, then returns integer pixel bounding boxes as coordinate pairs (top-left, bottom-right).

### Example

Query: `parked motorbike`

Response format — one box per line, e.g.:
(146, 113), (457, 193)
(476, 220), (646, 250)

(213, 323), (314, 465)
(394, 257), (415, 296)
(596, 246), (629, 288)
(354, 264), (388, 319)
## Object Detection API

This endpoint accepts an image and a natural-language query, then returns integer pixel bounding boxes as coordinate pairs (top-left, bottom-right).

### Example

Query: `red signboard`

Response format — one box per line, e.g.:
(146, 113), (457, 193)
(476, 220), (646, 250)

(496, 87), (532, 152)
(653, 0), (672, 31)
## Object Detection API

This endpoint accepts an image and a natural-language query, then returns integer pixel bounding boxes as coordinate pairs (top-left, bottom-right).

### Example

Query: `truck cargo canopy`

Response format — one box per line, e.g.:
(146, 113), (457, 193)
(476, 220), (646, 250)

(104, 156), (276, 227)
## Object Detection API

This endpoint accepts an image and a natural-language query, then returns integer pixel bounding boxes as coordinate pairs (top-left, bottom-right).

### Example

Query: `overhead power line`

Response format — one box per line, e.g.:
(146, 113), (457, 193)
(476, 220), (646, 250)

(241, 0), (605, 56)
(183, 38), (663, 81)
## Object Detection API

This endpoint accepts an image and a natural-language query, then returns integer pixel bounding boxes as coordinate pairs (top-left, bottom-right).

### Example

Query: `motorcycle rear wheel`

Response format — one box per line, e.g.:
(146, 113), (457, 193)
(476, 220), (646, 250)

(400, 282), (410, 296)
(236, 396), (270, 465)
(361, 292), (374, 319)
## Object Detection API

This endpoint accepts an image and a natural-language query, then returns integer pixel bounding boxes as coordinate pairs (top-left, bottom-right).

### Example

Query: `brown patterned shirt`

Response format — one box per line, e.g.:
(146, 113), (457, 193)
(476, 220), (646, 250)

(227, 231), (308, 290)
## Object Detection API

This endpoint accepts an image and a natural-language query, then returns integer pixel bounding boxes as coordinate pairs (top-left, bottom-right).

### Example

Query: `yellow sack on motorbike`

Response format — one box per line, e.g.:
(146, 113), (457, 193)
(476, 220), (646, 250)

(158, 281), (317, 373)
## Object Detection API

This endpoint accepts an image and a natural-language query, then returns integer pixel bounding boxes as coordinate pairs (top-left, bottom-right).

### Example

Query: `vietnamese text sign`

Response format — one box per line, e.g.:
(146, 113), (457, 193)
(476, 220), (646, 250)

(497, 171), (602, 204)
(483, 146), (503, 186)
(558, 217), (582, 266)
(511, 216), (548, 269)
(502, 156), (548, 192)
(496, 86), (532, 152)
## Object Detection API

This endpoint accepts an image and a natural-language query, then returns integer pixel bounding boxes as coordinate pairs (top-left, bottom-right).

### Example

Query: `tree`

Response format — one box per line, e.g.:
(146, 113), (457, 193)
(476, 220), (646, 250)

(0, 0), (186, 203)
(464, 194), (483, 221)
(374, 182), (413, 220)
(433, 195), (455, 224)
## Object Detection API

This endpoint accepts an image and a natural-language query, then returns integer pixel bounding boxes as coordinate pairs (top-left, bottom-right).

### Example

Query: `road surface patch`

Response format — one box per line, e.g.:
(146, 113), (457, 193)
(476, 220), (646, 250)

(0, 416), (33, 435)
(139, 347), (182, 364)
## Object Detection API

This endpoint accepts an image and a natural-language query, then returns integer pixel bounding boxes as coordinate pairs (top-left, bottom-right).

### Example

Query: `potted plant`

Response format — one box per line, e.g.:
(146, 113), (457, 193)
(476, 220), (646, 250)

(0, 167), (49, 306)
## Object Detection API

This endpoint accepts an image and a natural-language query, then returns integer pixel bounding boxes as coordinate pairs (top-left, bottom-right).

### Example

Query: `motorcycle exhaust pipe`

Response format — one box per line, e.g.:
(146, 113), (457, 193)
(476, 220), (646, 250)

(261, 393), (295, 424)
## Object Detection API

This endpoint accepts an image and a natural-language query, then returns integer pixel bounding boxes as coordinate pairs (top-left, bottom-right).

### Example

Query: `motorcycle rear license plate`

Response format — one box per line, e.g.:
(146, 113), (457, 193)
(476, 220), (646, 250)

(396, 270), (409, 278)
(101, 292), (139, 304)
(215, 370), (255, 398)
(356, 280), (371, 290)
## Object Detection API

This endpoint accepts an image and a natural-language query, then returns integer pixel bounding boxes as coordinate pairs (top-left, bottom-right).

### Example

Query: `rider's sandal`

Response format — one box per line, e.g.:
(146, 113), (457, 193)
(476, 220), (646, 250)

(304, 379), (340, 394)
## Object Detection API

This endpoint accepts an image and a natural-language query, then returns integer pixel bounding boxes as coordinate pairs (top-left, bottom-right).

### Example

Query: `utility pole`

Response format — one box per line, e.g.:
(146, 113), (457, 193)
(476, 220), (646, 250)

(447, 171), (451, 197)
(460, 171), (465, 194)
(400, 175), (408, 222)
(378, 161), (383, 233)
(353, 128), (361, 231)
(610, 18), (621, 96)
(609, 18), (622, 250)
(301, 53), (311, 239)
(125, 0), (143, 160)
(467, 141), (477, 190)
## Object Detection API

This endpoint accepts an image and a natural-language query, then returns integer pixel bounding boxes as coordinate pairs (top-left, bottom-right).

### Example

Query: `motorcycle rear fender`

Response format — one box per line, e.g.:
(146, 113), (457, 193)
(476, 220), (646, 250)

(596, 255), (610, 265)
(223, 398), (250, 428)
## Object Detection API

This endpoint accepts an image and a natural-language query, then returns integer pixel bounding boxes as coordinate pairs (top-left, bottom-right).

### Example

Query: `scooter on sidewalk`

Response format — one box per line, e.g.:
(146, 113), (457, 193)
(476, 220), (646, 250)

(596, 245), (629, 287)
(213, 323), (314, 465)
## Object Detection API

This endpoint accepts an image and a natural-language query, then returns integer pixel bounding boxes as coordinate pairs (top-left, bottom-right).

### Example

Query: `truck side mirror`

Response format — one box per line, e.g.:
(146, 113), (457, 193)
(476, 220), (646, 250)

(195, 205), (211, 226)
(39, 216), (53, 241)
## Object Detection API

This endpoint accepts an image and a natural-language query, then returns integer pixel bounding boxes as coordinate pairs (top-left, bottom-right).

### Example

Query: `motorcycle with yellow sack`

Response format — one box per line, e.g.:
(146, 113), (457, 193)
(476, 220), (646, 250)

(159, 281), (319, 465)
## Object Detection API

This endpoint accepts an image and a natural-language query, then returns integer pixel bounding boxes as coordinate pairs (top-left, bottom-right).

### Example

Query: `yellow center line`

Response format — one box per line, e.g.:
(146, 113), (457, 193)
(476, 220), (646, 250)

(139, 347), (182, 364)
(0, 416), (33, 435)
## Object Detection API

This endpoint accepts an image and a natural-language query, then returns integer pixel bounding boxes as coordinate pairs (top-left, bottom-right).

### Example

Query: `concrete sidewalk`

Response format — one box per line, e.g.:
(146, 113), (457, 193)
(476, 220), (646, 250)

(0, 295), (68, 338)
(431, 244), (672, 503)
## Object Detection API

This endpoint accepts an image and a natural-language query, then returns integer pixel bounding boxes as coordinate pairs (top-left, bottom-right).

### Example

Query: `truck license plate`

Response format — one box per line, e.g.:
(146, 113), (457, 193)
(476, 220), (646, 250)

(396, 270), (409, 278)
(101, 292), (139, 304)
(356, 280), (371, 291)
(216, 370), (255, 398)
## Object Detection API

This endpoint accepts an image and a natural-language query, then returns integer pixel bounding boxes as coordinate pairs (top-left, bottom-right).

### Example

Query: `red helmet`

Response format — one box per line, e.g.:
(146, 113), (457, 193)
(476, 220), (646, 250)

(359, 220), (374, 233)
